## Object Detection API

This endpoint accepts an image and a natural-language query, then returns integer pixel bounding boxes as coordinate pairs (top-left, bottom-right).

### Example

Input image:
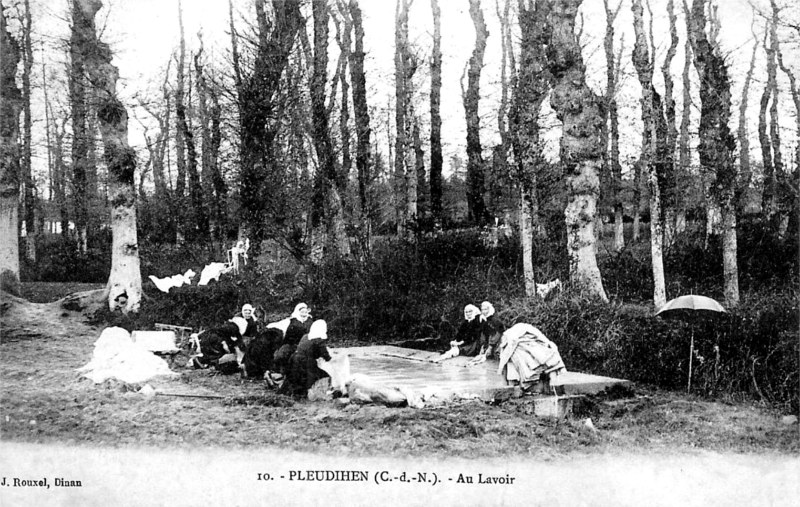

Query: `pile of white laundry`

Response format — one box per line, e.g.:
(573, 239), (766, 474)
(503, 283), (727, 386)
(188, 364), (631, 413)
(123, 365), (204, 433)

(77, 327), (178, 384)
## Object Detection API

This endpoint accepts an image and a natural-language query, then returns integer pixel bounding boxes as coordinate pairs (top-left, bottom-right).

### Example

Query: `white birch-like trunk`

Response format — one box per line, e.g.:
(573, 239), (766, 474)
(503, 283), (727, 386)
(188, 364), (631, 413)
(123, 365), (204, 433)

(649, 170), (666, 307)
(721, 204), (739, 306)
(0, 196), (19, 291)
(520, 187), (536, 298)
(107, 190), (142, 310)
(613, 207), (624, 251)
(327, 185), (350, 257)
(564, 159), (606, 299)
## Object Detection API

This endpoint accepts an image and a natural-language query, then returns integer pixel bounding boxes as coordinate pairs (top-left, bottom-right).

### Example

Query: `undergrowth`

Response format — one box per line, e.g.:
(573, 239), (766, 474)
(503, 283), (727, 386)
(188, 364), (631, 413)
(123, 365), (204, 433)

(21, 222), (800, 412)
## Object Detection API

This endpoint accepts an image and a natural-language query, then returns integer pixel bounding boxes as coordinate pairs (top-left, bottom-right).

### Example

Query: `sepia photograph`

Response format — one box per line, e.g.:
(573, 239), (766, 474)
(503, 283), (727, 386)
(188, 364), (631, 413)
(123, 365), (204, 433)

(1, 0), (798, 505)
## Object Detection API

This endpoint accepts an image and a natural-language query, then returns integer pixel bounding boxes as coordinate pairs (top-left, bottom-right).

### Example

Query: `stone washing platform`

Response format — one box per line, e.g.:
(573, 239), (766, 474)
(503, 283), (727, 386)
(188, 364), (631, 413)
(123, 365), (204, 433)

(332, 345), (632, 406)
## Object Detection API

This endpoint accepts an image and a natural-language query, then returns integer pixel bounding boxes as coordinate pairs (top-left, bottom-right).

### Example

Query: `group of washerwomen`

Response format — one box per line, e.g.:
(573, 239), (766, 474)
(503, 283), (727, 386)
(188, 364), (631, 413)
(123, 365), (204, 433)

(434, 301), (503, 365)
(188, 298), (566, 397)
(435, 301), (567, 386)
(188, 302), (331, 398)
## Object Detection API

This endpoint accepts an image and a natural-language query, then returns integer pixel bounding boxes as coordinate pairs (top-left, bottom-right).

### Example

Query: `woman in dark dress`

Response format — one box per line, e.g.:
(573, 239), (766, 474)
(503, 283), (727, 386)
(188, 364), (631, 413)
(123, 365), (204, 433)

(191, 316), (248, 371)
(270, 303), (313, 375)
(468, 301), (505, 365)
(279, 320), (332, 398)
(241, 327), (283, 382)
(434, 304), (482, 362)
(238, 304), (259, 342)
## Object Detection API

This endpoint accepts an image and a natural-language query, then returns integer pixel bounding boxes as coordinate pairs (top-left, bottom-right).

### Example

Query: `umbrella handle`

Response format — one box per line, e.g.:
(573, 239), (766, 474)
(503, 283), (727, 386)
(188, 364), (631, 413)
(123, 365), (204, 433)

(687, 330), (694, 393)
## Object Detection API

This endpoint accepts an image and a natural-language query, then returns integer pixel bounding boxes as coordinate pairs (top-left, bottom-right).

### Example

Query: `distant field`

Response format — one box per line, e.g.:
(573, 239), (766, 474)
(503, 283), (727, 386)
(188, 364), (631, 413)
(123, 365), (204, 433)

(19, 282), (105, 303)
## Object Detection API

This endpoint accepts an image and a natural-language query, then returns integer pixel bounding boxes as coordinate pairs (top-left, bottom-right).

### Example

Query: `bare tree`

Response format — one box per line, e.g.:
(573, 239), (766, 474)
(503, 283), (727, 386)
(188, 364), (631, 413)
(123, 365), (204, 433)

(677, 0), (692, 235)
(687, 0), (739, 307)
(773, 1), (800, 236)
(429, 0), (443, 226)
(230, 0), (303, 255)
(510, 0), (551, 298)
(77, 0), (142, 311)
(70, 0), (94, 252)
(394, 0), (416, 234)
(0, 3), (22, 293)
(345, 1), (371, 217)
(736, 18), (758, 214)
(767, 0), (792, 236)
(603, 0), (624, 252)
(546, 0), (608, 301)
(632, 0), (668, 307)
(661, 0), (679, 245)
(311, 0), (349, 257)
(20, 0), (35, 262)
(194, 34), (226, 239)
(464, 0), (489, 225)
(176, 0), (205, 238)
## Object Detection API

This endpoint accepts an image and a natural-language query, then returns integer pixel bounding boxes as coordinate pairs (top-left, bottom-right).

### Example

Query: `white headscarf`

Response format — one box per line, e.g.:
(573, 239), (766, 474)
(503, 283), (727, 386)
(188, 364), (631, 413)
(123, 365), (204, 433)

(464, 304), (480, 322)
(267, 303), (311, 334)
(291, 303), (311, 322)
(480, 301), (495, 321)
(309, 319), (328, 340)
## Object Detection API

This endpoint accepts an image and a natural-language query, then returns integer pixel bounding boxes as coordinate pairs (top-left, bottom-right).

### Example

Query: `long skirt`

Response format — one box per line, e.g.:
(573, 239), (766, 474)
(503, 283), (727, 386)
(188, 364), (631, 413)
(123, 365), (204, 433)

(242, 328), (282, 379)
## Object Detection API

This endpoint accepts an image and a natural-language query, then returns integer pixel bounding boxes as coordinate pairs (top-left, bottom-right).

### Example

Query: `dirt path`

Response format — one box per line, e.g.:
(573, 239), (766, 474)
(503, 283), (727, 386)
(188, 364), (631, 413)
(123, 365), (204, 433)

(1, 441), (798, 507)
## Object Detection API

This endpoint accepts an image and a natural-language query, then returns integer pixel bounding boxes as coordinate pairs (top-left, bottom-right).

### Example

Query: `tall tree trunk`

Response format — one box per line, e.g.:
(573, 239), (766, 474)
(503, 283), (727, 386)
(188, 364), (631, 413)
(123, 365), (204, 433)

(661, 0), (678, 246)
(774, 1), (800, 239)
(208, 82), (226, 240)
(632, 0), (667, 307)
(464, 0), (489, 225)
(510, 0), (551, 298)
(767, 0), (788, 236)
(42, 62), (53, 203)
(736, 25), (758, 215)
(194, 34), (215, 237)
(429, 0), (443, 227)
(603, 0), (624, 252)
(413, 116), (427, 218)
(677, 0), (692, 235)
(176, 1), (205, 239)
(347, 0), (371, 219)
(632, 154), (643, 241)
(1, 7), (22, 294)
(312, 0), (349, 257)
(53, 119), (70, 241)
(394, 0), (415, 235)
(688, 0), (739, 307)
(234, 0), (303, 257)
(70, 0), (92, 253)
(174, 3), (188, 244)
(547, 0), (608, 301)
(334, 10), (352, 186)
(76, 0), (142, 312)
(759, 26), (776, 220)
(21, 0), (35, 262)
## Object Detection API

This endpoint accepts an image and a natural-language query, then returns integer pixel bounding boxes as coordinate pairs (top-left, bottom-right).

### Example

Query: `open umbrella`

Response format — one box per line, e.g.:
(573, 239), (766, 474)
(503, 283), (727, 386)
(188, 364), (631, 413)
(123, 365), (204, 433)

(655, 295), (727, 392)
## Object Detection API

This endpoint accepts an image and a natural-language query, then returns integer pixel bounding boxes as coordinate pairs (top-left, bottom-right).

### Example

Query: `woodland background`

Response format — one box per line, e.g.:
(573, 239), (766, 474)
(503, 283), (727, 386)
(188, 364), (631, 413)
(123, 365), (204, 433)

(0, 0), (797, 412)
